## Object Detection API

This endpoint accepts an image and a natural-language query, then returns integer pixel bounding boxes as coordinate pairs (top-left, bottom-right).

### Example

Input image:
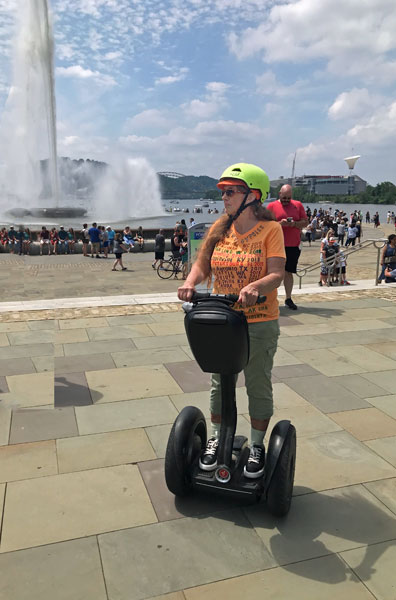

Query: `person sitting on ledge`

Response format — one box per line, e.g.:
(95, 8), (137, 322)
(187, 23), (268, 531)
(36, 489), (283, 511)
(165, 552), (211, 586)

(134, 226), (144, 250)
(57, 226), (69, 254)
(384, 266), (396, 283)
(123, 226), (135, 251)
(41, 226), (51, 255)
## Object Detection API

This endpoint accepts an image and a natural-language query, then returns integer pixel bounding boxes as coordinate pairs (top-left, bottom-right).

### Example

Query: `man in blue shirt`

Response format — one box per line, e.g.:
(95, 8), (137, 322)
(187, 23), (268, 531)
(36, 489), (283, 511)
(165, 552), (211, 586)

(57, 226), (69, 254)
(88, 222), (101, 258)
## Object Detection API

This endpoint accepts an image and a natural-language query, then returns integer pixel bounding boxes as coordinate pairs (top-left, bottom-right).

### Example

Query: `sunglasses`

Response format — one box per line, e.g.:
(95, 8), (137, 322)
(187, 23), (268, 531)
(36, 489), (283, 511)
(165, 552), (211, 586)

(221, 189), (245, 198)
(281, 197), (291, 200)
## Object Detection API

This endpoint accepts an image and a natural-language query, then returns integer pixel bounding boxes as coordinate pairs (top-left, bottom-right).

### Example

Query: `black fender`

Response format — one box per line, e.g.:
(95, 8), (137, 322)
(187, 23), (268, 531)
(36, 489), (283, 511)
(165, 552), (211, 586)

(263, 420), (292, 493)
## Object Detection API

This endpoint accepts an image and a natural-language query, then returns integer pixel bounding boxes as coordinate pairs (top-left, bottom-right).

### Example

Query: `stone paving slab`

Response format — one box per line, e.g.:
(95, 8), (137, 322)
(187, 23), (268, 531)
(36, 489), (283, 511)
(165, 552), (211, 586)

(55, 352), (116, 375)
(368, 341), (396, 361)
(6, 371), (53, 406)
(330, 374), (390, 399)
(55, 328), (89, 344)
(86, 364), (182, 404)
(0, 537), (108, 600)
(55, 372), (93, 407)
(7, 330), (54, 345)
(59, 316), (110, 329)
(75, 396), (179, 435)
(31, 355), (54, 372)
(0, 357), (36, 376)
(330, 345), (396, 372)
(0, 375), (8, 392)
(329, 408), (396, 441)
(62, 338), (136, 356)
(9, 407), (78, 444)
(183, 554), (376, 600)
(0, 342), (53, 359)
(56, 428), (156, 473)
(0, 408), (11, 445)
(134, 333), (188, 350)
(98, 509), (276, 600)
(284, 374), (371, 413)
(369, 395), (396, 419)
(365, 436), (396, 467)
(244, 483), (396, 566)
(363, 478), (396, 515)
(340, 540), (396, 600)
(111, 346), (191, 368)
(361, 370), (396, 395)
(86, 323), (154, 341)
(293, 431), (396, 492)
(0, 464), (157, 553)
(0, 439), (57, 484)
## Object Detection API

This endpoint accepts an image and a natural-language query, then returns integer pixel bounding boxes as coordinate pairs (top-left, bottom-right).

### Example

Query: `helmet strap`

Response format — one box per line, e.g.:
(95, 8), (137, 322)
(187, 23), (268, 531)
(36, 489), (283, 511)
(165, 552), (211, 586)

(229, 193), (260, 224)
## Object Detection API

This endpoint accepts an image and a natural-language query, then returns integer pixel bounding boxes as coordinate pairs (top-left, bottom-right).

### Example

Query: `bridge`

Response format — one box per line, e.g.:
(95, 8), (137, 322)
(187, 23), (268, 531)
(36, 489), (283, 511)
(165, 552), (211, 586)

(157, 171), (186, 179)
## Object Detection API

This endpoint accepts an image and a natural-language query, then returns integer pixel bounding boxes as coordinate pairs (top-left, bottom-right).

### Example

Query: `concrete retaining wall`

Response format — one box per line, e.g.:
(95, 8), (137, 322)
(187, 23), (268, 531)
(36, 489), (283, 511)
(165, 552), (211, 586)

(0, 240), (173, 255)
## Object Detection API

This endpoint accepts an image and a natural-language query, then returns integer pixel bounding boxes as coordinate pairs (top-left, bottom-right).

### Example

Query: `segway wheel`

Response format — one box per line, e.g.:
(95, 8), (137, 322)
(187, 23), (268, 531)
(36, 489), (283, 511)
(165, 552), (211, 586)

(266, 425), (296, 517)
(165, 406), (207, 496)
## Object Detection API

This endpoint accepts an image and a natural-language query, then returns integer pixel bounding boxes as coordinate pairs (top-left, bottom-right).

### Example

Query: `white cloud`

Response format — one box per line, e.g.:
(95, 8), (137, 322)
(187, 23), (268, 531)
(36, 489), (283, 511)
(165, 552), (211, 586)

(155, 67), (189, 85)
(328, 88), (385, 121)
(182, 81), (230, 119)
(125, 109), (170, 131)
(295, 99), (396, 182)
(228, 0), (396, 83)
(104, 51), (122, 61)
(118, 118), (270, 177)
(256, 70), (305, 97)
(56, 64), (116, 87)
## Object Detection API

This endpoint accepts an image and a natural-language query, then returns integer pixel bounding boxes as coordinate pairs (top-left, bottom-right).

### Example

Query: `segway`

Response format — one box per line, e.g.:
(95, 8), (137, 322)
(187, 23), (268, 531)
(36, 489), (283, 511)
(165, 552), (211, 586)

(164, 292), (296, 516)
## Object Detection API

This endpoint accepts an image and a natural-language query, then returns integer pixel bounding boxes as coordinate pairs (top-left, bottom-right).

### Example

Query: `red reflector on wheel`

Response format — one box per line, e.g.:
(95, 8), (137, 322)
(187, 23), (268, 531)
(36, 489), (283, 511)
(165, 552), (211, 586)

(219, 469), (229, 479)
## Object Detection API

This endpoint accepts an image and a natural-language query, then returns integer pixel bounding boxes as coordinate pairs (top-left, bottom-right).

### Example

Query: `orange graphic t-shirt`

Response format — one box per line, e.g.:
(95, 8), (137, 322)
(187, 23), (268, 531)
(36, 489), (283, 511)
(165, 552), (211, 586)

(211, 220), (286, 322)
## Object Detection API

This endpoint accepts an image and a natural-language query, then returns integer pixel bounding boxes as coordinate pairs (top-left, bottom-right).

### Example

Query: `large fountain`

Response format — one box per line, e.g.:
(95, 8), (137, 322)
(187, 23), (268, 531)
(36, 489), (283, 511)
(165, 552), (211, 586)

(0, 0), (163, 224)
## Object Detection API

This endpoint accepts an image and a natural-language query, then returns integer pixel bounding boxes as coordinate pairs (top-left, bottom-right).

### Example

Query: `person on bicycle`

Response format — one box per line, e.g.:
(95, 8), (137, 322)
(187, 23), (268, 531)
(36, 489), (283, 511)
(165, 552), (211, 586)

(178, 163), (285, 478)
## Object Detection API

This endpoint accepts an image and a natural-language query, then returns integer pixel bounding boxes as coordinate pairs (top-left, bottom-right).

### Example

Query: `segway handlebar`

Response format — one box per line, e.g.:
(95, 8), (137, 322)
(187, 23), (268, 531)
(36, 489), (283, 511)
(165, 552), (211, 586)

(188, 292), (267, 304)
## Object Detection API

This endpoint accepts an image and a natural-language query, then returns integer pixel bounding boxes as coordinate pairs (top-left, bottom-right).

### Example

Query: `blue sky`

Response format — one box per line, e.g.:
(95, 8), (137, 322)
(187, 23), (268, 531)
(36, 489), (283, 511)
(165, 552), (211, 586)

(1, 0), (396, 185)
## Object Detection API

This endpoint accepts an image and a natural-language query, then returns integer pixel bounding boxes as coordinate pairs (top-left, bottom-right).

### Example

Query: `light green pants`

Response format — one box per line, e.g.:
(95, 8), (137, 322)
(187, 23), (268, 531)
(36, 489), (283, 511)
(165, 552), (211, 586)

(210, 319), (280, 421)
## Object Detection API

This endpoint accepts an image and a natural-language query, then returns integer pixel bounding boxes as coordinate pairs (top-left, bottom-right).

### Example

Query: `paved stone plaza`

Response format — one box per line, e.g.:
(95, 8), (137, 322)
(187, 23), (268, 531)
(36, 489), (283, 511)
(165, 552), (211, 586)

(0, 224), (395, 599)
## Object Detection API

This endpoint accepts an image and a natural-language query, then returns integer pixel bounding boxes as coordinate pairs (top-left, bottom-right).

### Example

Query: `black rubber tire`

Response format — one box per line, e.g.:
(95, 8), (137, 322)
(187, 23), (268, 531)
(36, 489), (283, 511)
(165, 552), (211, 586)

(157, 261), (175, 279)
(266, 425), (296, 517)
(165, 406), (207, 496)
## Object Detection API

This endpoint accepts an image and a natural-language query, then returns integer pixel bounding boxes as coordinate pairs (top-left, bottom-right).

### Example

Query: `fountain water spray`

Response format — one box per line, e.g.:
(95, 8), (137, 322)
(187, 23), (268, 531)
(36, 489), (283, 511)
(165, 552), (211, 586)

(0, 0), (164, 224)
(1, 0), (60, 211)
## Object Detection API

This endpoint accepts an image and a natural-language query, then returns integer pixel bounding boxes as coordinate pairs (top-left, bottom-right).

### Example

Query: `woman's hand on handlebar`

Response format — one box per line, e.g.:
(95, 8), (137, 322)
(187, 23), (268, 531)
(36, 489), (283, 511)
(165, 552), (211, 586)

(178, 282), (196, 302)
(237, 284), (259, 307)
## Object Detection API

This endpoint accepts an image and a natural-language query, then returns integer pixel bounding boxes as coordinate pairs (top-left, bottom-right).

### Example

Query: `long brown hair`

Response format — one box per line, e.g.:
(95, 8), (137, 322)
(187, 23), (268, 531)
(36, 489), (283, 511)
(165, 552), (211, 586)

(195, 202), (275, 274)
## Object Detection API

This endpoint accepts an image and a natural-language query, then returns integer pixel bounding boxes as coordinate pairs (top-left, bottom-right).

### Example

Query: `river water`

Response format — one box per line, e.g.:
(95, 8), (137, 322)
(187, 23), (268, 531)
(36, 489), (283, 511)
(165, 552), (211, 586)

(1, 199), (395, 230)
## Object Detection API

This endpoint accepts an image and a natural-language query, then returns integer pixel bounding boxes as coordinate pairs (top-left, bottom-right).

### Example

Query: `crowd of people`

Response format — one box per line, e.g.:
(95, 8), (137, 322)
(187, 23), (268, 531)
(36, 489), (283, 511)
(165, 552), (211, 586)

(0, 223), (147, 258)
(1, 206), (395, 286)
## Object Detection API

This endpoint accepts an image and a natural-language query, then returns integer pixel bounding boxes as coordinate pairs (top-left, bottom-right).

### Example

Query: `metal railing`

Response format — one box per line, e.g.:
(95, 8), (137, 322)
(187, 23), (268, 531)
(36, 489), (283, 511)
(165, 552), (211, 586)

(296, 238), (387, 289)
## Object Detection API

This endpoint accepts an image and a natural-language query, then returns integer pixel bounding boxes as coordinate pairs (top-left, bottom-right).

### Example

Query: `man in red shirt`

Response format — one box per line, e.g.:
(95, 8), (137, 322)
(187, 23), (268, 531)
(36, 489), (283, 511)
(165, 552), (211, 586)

(267, 184), (308, 310)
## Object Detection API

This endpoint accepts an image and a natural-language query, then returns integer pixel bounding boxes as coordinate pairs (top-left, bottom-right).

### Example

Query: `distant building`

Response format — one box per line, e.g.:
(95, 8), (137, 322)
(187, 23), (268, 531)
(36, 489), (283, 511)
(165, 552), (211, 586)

(271, 174), (367, 196)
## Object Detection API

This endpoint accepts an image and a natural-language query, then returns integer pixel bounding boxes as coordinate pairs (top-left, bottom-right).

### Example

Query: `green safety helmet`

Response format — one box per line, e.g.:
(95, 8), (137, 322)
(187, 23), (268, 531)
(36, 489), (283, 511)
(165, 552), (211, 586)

(217, 162), (270, 202)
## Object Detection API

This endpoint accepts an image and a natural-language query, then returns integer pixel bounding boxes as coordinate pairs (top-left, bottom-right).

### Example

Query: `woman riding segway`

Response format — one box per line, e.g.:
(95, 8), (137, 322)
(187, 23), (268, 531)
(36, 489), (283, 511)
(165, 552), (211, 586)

(178, 163), (286, 478)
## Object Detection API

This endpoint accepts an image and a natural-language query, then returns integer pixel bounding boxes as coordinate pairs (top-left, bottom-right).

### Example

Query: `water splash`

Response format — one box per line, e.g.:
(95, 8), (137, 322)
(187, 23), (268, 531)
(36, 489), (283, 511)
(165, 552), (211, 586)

(0, 0), (59, 209)
(0, 0), (164, 223)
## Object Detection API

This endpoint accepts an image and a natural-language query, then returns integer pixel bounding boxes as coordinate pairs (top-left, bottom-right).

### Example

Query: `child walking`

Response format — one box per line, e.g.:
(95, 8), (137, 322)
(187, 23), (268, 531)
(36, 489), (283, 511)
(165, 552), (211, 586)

(112, 233), (128, 271)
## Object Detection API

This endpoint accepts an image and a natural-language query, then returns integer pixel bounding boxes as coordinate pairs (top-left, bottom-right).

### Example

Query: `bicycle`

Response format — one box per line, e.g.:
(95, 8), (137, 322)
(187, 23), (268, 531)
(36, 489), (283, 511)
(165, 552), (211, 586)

(157, 255), (182, 279)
